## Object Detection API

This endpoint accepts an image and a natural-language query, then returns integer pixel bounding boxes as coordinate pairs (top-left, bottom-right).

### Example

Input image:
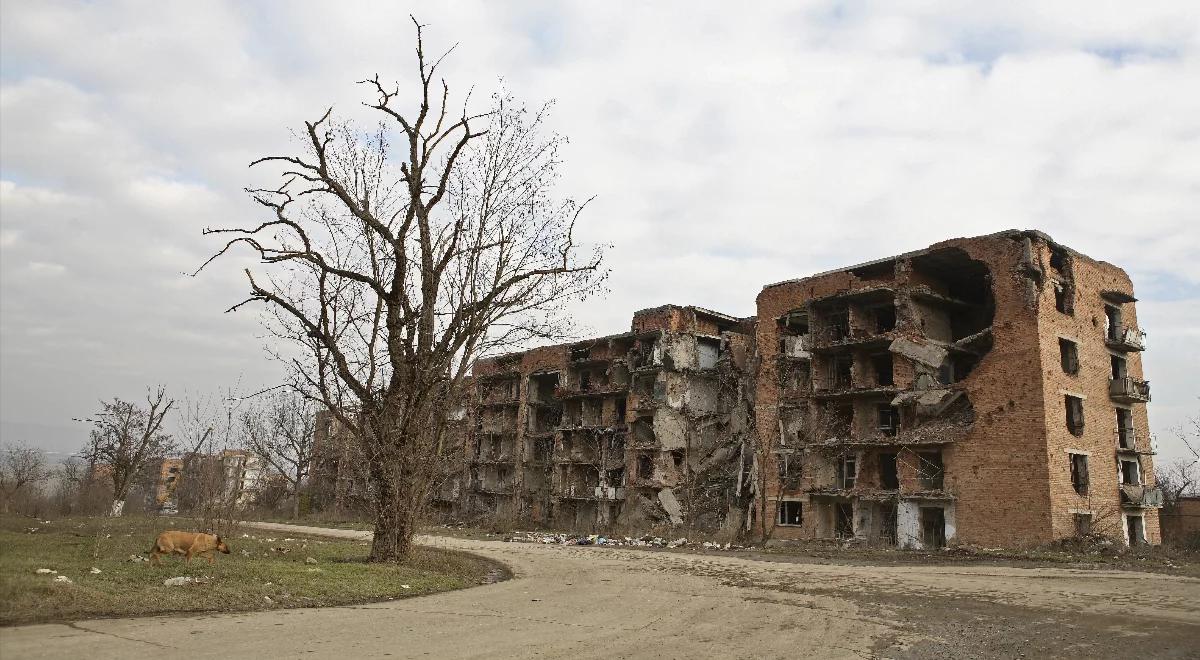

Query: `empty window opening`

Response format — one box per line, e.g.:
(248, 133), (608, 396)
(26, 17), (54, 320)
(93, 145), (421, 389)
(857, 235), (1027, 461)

(828, 404), (853, 439)
(614, 398), (627, 424)
(670, 450), (684, 470)
(1116, 408), (1135, 449)
(1126, 515), (1146, 546)
(1065, 395), (1085, 436)
(874, 304), (897, 333)
(778, 501), (803, 526)
(579, 370), (592, 391)
(777, 452), (802, 490)
(571, 345), (590, 361)
(1069, 453), (1089, 495)
(877, 405), (899, 437)
(1120, 459), (1141, 485)
(830, 355), (853, 389)
(1059, 338), (1079, 375)
(1054, 282), (1074, 315)
(828, 310), (850, 342)
(606, 468), (625, 488)
(918, 451), (944, 490)
(1074, 513), (1093, 537)
(835, 503), (854, 538)
(637, 454), (654, 479)
(837, 455), (857, 489)
(920, 507), (947, 548)
(870, 353), (894, 386)
(1110, 354), (1127, 380)
(1105, 305), (1122, 341)
(879, 453), (899, 490)
(1049, 247), (1067, 273)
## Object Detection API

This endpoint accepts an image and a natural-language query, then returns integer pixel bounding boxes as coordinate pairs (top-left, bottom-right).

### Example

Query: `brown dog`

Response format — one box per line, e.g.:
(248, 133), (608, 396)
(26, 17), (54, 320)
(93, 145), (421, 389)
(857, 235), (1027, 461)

(149, 531), (230, 565)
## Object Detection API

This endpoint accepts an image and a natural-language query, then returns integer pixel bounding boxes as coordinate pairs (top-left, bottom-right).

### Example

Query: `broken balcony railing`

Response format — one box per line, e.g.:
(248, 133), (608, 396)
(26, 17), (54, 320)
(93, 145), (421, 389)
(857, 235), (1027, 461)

(1105, 325), (1146, 352)
(1109, 377), (1151, 403)
(1119, 485), (1164, 508)
(1115, 428), (1152, 453)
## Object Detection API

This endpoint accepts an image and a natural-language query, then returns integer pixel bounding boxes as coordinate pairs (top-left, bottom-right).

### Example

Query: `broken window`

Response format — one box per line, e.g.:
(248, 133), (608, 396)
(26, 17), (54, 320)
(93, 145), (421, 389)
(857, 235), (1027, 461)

(830, 355), (853, 389)
(1069, 453), (1089, 495)
(1054, 282), (1074, 315)
(877, 405), (899, 437)
(777, 452), (802, 489)
(837, 455), (857, 489)
(879, 503), (898, 545)
(1120, 459), (1141, 485)
(835, 503), (854, 538)
(614, 398), (627, 424)
(879, 453), (899, 489)
(1116, 408), (1135, 449)
(777, 501), (803, 526)
(1073, 513), (1093, 537)
(870, 353), (894, 386)
(571, 345), (590, 361)
(1126, 515), (1146, 545)
(828, 310), (850, 342)
(670, 450), (684, 470)
(1110, 354), (1127, 380)
(579, 370), (592, 391)
(1065, 395), (1085, 436)
(1105, 304), (1122, 341)
(607, 468), (625, 488)
(1059, 338), (1079, 375)
(637, 454), (654, 479)
(874, 304), (897, 333)
(918, 451), (944, 490)
(920, 507), (947, 548)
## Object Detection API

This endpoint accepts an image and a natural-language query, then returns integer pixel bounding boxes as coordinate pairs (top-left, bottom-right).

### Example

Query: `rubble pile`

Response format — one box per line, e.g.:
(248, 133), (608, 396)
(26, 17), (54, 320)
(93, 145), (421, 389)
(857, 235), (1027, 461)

(505, 531), (741, 551)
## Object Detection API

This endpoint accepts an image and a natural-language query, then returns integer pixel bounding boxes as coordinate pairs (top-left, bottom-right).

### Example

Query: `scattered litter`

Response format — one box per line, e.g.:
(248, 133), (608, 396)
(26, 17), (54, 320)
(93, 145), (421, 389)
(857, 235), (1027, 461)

(54, 575), (72, 584)
(241, 550), (250, 556)
(35, 568), (56, 575)
(26, 527), (39, 534)
(128, 554), (149, 563)
(264, 596), (274, 604)
(305, 557), (318, 564)
(400, 584), (410, 589)
(530, 598), (541, 602)
(306, 568), (322, 573)
(241, 533), (250, 538)
(164, 576), (194, 587)
(272, 547), (291, 554)
(90, 567), (102, 574)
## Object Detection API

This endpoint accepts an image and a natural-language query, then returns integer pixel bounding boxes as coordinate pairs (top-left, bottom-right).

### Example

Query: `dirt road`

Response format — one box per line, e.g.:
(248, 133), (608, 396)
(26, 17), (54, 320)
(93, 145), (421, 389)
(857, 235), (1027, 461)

(2, 522), (1197, 659)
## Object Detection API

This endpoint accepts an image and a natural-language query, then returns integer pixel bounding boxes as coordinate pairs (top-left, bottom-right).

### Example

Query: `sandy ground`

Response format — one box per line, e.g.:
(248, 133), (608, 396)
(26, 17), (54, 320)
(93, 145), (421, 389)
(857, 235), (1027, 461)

(2, 521), (1197, 659)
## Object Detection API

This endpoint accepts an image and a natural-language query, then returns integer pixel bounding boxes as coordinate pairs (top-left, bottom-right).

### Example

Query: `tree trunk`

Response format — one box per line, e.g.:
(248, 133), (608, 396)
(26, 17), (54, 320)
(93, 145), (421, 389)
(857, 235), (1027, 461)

(110, 499), (126, 517)
(292, 488), (301, 519)
(368, 459), (418, 562)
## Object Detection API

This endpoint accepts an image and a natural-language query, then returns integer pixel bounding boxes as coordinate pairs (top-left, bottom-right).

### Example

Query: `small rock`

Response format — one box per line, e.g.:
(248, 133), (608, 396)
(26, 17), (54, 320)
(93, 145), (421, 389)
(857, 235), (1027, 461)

(54, 575), (72, 584)
(263, 596), (274, 604)
(35, 568), (55, 575)
(305, 556), (318, 564)
(89, 567), (102, 574)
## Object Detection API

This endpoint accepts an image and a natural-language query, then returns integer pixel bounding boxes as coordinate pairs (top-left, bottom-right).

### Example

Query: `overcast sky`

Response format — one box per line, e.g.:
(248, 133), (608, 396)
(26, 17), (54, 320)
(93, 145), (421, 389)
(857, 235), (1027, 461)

(1, 1), (1198, 464)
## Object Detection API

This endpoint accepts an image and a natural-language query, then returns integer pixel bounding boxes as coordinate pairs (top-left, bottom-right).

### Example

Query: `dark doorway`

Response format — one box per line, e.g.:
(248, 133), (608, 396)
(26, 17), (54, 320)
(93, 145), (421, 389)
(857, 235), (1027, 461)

(879, 453), (899, 489)
(835, 502), (854, 539)
(879, 503), (898, 546)
(920, 507), (946, 548)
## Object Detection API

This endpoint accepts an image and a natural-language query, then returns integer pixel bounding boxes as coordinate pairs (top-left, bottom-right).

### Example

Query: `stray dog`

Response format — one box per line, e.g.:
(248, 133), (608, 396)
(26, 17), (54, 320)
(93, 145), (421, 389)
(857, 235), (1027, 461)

(149, 531), (230, 566)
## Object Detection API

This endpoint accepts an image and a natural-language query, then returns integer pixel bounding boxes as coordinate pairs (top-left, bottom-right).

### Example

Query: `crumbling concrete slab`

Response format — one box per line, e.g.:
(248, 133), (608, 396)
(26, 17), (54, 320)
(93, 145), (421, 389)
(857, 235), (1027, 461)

(888, 337), (948, 370)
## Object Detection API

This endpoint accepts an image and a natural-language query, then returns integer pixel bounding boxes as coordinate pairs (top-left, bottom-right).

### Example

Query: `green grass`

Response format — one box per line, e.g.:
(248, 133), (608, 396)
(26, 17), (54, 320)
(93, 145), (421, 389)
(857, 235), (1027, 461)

(0, 514), (505, 626)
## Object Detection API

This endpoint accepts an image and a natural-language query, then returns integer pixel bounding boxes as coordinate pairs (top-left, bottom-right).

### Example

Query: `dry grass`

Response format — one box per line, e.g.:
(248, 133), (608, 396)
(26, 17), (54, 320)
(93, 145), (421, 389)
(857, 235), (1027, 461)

(0, 514), (504, 626)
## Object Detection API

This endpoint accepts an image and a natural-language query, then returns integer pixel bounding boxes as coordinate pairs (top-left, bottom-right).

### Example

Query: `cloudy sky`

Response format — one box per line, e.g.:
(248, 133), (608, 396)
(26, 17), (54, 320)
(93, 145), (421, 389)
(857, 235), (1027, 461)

(1, 1), (1198, 463)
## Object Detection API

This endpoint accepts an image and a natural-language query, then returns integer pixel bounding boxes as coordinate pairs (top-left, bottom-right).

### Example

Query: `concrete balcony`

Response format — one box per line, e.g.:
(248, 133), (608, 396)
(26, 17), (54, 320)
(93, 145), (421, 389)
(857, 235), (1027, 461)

(1105, 326), (1146, 352)
(1109, 377), (1151, 404)
(1120, 484), (1164, 508)
(593, 486), (626, 500)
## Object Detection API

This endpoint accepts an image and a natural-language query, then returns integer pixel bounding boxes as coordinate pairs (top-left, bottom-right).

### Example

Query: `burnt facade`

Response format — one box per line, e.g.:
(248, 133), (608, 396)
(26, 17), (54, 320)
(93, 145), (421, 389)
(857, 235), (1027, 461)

(757, 230), (1160, 548)
(464, 305), (754, 532)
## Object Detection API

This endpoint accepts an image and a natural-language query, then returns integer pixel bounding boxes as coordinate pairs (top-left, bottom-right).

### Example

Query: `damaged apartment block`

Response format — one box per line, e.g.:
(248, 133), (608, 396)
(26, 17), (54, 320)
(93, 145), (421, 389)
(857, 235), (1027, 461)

(463, 305), (755, 533)
(758, 230), (1160, 549)
(392, 230), (1160, 549)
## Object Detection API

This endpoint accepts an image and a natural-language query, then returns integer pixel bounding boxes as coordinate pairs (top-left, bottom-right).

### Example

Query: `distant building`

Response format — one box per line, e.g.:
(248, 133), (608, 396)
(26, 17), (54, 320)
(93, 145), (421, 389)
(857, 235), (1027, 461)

(1161, 495), (1200, 545)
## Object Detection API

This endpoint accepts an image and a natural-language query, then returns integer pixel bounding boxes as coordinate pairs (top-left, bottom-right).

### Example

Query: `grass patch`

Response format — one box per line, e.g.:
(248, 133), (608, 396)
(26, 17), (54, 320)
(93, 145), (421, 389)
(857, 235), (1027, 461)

(0, 514), (505, 626)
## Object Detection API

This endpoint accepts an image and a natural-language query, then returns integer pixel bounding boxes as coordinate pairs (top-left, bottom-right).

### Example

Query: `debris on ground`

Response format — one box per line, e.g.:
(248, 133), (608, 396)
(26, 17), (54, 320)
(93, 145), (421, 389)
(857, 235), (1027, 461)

(89, 567), (102, 574)
(305, 556), (317, 564)
(504, 531), (740, 551)
(128, 554), (149, 563)
(53, 575), (72, 584)
(34, 568), (55, 575)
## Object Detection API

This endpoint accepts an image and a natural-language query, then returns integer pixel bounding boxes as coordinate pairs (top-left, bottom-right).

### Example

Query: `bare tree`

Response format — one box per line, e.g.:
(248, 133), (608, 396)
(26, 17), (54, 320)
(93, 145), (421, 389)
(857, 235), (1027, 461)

(50, 455), (87, 515)
(0, 442), (51, 513)
(79, 387), (175, 516)
(242, 390), (316, 518)
(199, 19), (605, 561)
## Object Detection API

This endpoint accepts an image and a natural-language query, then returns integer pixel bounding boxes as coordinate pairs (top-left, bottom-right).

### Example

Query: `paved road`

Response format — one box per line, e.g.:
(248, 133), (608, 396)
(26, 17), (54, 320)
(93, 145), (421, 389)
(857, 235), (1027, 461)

(3, 522), (1198, 659)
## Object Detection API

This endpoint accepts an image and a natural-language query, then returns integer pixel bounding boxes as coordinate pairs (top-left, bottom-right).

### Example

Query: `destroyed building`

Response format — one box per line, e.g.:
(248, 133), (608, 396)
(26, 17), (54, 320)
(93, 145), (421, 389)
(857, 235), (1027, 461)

(464, 305), (754, 532)
(312, 230), (1161, 548)
(757, 230), (1160, 548)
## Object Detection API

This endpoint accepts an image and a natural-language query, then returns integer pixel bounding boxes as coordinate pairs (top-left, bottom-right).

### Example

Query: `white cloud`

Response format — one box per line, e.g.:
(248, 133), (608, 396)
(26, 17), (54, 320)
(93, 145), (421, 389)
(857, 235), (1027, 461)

(1, 1), (1198, 461)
